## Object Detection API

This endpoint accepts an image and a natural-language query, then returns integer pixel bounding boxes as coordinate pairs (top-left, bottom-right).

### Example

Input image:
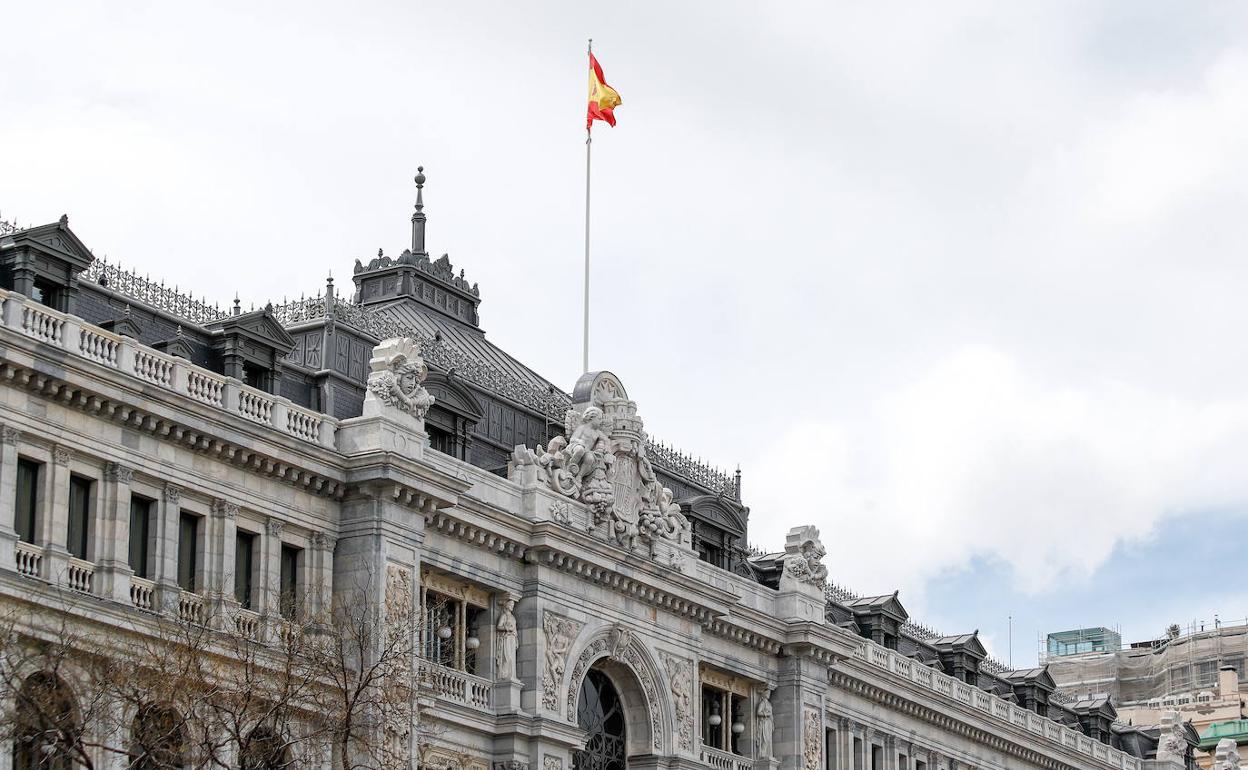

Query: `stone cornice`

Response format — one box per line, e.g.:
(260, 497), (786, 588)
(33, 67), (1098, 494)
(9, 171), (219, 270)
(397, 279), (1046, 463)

(0, 326), (346, 498)
(831, 651), (1138, 770)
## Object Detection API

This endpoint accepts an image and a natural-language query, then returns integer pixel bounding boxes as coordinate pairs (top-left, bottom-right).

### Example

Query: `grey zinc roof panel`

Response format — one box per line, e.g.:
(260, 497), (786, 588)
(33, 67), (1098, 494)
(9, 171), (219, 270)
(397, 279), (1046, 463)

(372, 301), (567, 409)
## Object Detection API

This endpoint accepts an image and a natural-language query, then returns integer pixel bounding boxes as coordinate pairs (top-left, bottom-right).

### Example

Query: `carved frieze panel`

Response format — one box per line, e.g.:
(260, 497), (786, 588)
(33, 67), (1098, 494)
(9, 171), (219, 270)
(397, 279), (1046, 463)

(661, 652), (694, 752)
(542, 611), (583, 714)
(804, 708), (822, 770)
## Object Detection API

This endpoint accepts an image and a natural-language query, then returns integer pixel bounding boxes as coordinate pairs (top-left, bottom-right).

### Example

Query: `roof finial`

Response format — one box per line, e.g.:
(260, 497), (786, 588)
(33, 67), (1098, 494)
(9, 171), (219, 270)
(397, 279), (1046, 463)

(412, 166), (428, 256)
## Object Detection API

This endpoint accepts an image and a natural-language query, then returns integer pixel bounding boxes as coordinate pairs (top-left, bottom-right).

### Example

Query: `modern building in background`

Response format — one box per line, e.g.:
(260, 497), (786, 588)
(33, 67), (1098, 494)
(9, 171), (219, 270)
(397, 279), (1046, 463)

(1048, 621), (1248, 768)
(0, 177), (1180, 770)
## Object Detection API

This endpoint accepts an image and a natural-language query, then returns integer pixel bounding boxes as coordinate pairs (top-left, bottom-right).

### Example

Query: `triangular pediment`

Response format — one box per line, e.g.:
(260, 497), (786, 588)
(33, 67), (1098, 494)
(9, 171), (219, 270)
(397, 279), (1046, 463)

(2, 218), (96, 271)
(208, 307), (296, 354)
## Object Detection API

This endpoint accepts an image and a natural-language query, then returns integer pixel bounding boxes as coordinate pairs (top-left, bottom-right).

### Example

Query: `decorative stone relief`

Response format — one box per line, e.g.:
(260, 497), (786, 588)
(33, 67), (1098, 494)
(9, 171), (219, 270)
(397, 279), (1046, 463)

(104, 462), (134, 484)
(364, 337), (435, 424)
(383, 564), (414, 765)
(266, 518), (284, 537)
(1157, 710), (1187, 765)
(542, 756), (563, 770)
(783, 526), (828, 585)
(309, 531), (336, 551)
(1, 425), (19, 445)
(211, 499), (238, 519)
(1216, 739), (1241, 770)
(511, 372), (691, 562)
(52, 445), (71, 466)
(162, 484), (181, 505)
(494, 762), (529, 770)
(549, 501), (572, 526)
(566, 625), (663, 750)
(755, 687), (774, 760)
(542, 611), (583, 713)
(803, 708), (822, 770)
(661, 652), (694, 752)
(496, 595), (518, 681)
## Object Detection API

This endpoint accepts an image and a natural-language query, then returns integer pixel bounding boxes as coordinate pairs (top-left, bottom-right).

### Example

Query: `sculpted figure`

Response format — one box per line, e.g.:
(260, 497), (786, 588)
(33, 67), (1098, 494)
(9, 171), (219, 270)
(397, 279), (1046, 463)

(607, 625), (633, 660)
(365, 338), (435, 420)
(756, 688), (774, 760)
(495, 596), (518, 681)
(1216, 739), (1241, 770)
(782, 527), (828, 586)
(1156, 711), (1187, 766)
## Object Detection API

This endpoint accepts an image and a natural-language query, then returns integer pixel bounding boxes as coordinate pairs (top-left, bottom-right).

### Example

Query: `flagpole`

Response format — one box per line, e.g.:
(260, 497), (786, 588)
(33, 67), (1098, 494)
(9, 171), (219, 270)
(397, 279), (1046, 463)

(583, 38), (593, 375)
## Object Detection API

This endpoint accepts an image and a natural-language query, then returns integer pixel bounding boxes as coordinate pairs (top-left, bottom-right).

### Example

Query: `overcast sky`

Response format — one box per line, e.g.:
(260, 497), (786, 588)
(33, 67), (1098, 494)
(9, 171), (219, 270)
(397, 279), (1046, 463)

(5, 1), (1248, 667)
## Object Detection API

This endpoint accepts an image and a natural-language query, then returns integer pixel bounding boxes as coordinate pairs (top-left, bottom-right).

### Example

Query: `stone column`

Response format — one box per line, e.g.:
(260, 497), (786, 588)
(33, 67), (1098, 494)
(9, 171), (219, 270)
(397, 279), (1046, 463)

(208, 498), (239, 624)
(883, 736), (898, 770)
(153, 484), (183, 611)
(773, 652), (827, 770)
(97, 462), (135, 603)
(0, 426), (21, 570)
(40, 445), (72, 584)
(836, 718), (854, 770)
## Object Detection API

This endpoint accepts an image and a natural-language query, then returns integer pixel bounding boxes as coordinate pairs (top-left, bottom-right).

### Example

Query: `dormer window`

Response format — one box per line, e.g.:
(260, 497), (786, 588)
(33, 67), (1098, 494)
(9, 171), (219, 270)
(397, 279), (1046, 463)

(205, 304), (296, 395)
(0, 216), (95, 314)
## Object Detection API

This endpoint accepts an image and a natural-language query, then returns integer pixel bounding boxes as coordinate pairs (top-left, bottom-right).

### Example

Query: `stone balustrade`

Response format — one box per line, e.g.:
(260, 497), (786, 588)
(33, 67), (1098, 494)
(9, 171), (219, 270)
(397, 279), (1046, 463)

(129, 576), (155, 611)
(0, 289), (338, 450)
(14, 541), (41, 578)
(234, 608), (261, 640)
(178, 591), (205, 625)
(419, 660), (492, 712)
(66, 557), (95, 594)
(849, 639), (1141, 770)
(698, 744), (752, 770)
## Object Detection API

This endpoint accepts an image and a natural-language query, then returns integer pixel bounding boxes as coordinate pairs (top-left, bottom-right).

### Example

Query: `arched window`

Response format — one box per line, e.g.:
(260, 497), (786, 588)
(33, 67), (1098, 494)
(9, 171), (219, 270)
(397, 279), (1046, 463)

(240, 726), (292, 770)
(573, 669), (626, 770)
(129, 705), (187, 769)
(12, 672), (79, 770)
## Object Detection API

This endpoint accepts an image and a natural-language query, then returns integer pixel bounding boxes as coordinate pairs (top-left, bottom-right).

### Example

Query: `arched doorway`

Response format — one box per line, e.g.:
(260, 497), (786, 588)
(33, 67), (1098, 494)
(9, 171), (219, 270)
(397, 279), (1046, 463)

(573, 669), (627, 770)
(129, 704), (188, 769)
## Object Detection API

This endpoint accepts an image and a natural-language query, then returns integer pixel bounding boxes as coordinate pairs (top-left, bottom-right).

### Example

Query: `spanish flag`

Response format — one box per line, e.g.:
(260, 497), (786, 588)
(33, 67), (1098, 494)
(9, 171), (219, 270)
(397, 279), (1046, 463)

(587, 52), (622, 130)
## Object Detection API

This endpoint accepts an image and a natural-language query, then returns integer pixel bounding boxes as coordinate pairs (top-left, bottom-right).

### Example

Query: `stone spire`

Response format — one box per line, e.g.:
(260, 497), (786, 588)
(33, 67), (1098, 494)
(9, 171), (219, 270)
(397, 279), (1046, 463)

(411, 166), (428, 256)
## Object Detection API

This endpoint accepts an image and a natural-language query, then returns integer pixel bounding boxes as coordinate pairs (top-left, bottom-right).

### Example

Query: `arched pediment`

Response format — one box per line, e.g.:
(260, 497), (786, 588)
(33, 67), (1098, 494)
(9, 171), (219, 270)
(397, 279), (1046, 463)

(423, 372), (484, 421)
(562, 622), (671, 755)
(681, 494), (747, 535)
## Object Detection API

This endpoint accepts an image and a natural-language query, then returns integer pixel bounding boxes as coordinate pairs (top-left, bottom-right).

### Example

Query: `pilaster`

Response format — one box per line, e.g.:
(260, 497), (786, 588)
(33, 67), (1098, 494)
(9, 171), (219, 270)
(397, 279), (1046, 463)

(208, 498), (239, 623)
(153, 483), (182, 611)
(97, 462), (135, 603)
(41, 444), (72, 584)
(0, 426), (21, 570)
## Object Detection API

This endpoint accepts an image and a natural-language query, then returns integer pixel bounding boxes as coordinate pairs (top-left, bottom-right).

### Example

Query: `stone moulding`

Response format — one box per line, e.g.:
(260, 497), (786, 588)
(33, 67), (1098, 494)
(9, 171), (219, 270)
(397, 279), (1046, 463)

(830, 656), (1141, 770)
(564, 623), (666, 752)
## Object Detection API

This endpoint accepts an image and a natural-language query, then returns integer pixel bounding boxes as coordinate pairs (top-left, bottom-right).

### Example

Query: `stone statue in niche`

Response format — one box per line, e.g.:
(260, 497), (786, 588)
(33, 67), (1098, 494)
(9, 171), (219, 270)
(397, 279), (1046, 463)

(755, 687), (774, 760)
(495, 596), (518, 681)
(782, 525), (828, 585)
(364, 337), (435, 424)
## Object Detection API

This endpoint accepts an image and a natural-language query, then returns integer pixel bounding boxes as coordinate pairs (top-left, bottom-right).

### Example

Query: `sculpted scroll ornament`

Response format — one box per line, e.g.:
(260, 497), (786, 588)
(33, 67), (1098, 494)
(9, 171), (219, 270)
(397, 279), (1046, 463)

(661, 653), (694, 752)
(541, 612), (583, 713)
(365, 337), (435, 421)
(803, 709), (822, 770)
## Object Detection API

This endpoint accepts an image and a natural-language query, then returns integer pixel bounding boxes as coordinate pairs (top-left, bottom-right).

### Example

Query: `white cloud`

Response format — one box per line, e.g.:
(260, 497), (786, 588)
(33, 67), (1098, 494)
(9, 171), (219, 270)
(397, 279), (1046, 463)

(748, 345), (1248, 597)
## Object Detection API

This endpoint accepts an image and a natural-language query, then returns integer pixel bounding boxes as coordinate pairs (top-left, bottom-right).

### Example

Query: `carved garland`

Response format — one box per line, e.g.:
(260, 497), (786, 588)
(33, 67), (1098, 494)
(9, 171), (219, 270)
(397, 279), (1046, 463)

(565, 628), (664, 751)
(804, 708), (823, 770)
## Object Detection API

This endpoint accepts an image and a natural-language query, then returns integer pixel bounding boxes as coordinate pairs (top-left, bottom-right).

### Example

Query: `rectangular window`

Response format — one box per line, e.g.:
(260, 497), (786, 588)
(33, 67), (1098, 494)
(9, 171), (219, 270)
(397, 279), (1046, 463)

(235, 531), (255, 609)
(826, 729), (838, 770)
(128, 495), (152, 578)
(1172, 665), (1192, 691)
(279, 544), (300, 619)
(423, 591), (456, 666)
(701, 684), (725, 750)
(871, 745), (882, 770)
(853, 738), (864, 770)
(14, 458), (40, 543)
(177, 513), (199, 592)
(67, 475), (92, 561)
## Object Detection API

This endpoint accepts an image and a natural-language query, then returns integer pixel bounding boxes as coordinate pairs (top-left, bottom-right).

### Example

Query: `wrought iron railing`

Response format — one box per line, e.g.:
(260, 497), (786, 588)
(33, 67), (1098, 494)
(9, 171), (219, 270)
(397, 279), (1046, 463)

(82, 259), (229, 324)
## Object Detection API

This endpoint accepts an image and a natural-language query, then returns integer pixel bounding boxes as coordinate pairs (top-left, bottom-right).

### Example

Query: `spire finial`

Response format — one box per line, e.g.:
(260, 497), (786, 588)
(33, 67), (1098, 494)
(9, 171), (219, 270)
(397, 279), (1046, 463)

(411, 166), (428, 256)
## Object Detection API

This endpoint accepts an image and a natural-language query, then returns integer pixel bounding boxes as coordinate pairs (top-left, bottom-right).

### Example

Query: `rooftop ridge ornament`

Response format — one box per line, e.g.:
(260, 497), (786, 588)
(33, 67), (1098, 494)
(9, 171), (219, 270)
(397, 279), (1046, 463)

(412, 165), (428, 256)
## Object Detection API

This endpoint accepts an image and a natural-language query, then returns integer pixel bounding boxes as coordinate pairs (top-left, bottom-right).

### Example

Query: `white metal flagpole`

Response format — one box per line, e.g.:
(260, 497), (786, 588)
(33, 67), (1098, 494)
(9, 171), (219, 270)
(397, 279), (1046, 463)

(583, 38), (593, 375)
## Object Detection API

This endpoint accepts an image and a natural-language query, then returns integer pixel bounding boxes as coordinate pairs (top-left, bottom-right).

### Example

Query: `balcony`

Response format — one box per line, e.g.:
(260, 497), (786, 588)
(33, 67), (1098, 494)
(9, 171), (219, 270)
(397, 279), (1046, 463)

(129, 576), (155, 610)
(66, 558), (95, 594)
(699, 744), (752, 770)
(419, 660), (492, 712)
(14, 541), (41, 578)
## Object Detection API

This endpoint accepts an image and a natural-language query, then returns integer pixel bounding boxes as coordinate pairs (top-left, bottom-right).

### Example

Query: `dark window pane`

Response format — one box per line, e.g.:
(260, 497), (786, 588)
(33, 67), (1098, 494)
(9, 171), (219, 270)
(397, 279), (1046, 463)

(128, 496), (152, 578)
(235, 532), (255, 609)
(178, 514), (198, 592)
(67, 476), (92, 560)
(279, 545), (300, 619)
(14, 459), (40, 544)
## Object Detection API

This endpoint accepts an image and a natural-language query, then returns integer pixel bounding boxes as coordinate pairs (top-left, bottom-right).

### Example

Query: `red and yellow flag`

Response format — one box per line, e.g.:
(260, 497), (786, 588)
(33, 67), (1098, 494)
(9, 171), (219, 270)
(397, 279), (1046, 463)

(587, 52), (622, 130)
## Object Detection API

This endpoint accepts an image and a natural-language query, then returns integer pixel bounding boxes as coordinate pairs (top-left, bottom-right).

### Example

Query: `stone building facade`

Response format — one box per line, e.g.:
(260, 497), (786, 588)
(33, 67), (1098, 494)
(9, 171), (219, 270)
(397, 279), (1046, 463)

(0, 185), (1177, 770)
